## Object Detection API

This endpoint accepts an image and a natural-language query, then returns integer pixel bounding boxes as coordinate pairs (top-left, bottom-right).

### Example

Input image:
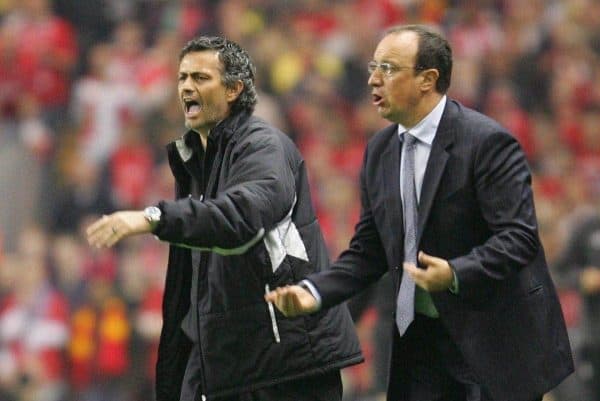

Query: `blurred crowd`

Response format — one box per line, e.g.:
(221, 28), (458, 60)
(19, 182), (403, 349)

(0, 0), (599, 400)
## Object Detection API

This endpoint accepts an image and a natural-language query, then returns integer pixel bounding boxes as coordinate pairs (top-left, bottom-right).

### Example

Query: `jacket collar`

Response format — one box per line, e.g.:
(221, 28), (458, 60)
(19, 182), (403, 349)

(171, 110), (252, 163)
(416, 99), (457, 244)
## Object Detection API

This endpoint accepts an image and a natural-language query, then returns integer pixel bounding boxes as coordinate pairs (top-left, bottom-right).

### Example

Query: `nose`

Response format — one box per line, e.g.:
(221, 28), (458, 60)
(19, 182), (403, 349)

(179, 76), (194, 91)
(368, 71), (382, 87)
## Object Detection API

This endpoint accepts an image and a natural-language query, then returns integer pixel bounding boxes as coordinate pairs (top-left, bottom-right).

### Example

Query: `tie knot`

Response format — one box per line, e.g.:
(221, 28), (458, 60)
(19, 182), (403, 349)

(404, 132), (417, 147)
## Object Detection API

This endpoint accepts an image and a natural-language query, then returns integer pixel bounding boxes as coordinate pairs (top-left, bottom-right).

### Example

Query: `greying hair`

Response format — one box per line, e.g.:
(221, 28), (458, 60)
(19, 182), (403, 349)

(385, 24), (453, 93)
(179, 36), (258, 114)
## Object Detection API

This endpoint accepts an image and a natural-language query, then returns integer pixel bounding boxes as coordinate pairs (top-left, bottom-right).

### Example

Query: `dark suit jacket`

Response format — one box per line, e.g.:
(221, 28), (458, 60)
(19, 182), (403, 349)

(308, 99), (573, 401)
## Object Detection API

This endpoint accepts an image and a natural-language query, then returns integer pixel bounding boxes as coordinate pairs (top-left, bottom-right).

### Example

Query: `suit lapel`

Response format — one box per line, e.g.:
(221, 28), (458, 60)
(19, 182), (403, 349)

(381, 127), (404, 255)
(417, 102), (456, 245)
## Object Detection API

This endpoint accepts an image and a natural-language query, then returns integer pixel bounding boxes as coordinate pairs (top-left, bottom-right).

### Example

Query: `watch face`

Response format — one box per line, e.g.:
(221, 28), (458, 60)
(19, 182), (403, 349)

(145, 207), (161, 222)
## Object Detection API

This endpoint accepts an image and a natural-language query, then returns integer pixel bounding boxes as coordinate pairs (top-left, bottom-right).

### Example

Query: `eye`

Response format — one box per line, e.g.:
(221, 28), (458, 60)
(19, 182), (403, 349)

(193, 73), (211, 83)
(380, 63), (394, 75)
(367, 61), (378, 74)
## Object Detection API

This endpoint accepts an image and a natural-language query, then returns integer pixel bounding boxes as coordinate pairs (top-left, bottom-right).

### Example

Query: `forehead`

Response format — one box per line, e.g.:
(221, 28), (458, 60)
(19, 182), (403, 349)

(179, 50), (222, 72)
(373, 31), (418, 62)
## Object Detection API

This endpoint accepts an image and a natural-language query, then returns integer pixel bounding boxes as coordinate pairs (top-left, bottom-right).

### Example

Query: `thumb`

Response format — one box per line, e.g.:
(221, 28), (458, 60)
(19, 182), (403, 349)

(418, 251), (436, 266)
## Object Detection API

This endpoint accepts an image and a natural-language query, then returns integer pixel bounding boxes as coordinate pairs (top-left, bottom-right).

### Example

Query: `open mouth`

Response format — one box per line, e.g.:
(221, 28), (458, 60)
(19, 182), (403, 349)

(372, 94), (383, 106)
(184, 99), (201, 115)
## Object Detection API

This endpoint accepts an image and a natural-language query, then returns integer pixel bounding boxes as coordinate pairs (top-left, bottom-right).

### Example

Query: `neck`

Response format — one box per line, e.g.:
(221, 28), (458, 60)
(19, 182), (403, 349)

(191, 129), (209, 149)
(402, 92), (444, 128)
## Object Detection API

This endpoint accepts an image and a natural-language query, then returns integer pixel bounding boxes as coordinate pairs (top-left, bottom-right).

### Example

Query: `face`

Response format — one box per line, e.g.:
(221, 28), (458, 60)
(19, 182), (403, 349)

(178, 50), (239, 135)
(368, 31), (424, 125)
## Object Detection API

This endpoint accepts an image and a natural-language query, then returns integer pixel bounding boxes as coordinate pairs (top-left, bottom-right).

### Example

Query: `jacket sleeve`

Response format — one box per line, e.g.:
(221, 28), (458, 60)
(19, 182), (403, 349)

(154, 130), (295, 253)
(308, 142), (389, 308)
(450, 130), (540, 300)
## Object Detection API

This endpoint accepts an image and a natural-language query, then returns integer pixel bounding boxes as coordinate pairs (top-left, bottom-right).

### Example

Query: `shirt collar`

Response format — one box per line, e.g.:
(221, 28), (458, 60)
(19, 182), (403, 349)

(397, 95), (447, 145)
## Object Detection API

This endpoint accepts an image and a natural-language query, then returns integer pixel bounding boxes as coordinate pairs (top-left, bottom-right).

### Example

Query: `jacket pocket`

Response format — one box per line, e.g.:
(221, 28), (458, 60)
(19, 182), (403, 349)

(197, 302), (312, 397)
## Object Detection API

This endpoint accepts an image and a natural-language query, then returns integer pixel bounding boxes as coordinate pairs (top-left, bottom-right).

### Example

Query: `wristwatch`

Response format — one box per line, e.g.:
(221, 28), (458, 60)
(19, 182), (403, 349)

(143, 206), (162, 230)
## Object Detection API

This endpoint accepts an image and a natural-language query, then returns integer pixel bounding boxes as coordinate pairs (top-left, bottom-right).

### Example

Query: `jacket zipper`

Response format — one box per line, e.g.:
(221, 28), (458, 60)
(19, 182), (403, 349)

(196, 193), (207, 401)
(265, 284), (281, 343)
(197, 131), (216, 401)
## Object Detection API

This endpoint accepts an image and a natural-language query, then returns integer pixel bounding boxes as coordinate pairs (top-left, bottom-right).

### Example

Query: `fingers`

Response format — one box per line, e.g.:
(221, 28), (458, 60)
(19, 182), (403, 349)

(86, 215), (109, 237)
(86, 215), (109, 247)
(282, 286), (301, 317)
(104, 227), (123, 248)
(418, 251), (439, 266)
(264, 285), (315, 317)
(265, 286), (294, 317)
(405, 252), (453, 292)
(281, 287), (298, 316)
(86, 214), (122, 248)
(264, 289), (279, 303)
(403, 261), (425, 281)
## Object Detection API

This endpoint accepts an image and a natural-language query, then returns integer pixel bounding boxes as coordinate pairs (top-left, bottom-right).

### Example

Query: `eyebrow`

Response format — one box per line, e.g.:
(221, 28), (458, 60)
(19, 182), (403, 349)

(178, 70), (210, 78)
(372, 57), (399, 64)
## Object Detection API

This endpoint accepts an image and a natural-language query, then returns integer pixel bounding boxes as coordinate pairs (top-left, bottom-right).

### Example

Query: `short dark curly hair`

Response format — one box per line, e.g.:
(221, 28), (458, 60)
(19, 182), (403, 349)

(179, 36), (258, 114)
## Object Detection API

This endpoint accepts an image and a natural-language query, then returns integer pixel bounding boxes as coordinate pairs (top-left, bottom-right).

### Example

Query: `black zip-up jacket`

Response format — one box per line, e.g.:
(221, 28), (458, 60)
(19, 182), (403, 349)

(154, 111), (363, 400)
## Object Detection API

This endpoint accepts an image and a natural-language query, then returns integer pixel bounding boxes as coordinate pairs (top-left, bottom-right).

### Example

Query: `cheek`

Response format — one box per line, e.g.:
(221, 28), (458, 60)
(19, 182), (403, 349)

(387, 87), (405, 106)
(203, 95), (230, 120)
(390, 83), (415, 103)
(216, 94), (233, 113)
(177, 88), (184, 105)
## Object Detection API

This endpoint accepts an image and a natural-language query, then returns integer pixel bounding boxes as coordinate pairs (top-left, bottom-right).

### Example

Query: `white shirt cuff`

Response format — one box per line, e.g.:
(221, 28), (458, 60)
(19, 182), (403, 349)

(299, 279), (322, 310)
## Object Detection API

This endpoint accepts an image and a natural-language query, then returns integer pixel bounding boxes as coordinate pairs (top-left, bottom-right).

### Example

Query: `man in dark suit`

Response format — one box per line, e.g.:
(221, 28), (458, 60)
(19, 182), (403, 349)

(266, 24), (574, 401)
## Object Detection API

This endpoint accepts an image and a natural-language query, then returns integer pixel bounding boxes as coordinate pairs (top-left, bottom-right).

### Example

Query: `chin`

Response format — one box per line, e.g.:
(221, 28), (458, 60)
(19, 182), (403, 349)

(184, 120), (200, 131)
(377, 110), (390, 120)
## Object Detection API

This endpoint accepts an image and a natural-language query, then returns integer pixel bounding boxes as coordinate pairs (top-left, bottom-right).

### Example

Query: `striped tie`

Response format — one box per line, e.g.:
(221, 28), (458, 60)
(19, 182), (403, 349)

(396, 132), (418, 335)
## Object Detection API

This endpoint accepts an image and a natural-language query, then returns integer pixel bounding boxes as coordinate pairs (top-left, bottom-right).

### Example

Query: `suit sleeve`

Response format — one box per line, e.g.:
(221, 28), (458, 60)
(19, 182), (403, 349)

(154, 131), (295, 252)
(450, 130), (540, 300)
(308, 143), (389, 309)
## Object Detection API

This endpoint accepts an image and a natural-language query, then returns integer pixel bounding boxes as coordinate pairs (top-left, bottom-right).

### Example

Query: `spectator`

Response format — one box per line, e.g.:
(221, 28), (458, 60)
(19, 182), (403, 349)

(6, 0), (77, 127)
(554, 209), (600, 401)
(0, 225), (69, 401)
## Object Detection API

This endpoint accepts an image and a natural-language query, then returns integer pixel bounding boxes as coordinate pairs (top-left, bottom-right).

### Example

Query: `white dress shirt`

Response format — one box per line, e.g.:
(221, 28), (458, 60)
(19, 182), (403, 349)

(398, 95), (446, 204)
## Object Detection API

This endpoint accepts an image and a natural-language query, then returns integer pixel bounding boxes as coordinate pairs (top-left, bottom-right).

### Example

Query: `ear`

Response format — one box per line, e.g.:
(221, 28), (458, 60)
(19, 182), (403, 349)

(226, 80), (244, 103)
(419, 68), (439, 92)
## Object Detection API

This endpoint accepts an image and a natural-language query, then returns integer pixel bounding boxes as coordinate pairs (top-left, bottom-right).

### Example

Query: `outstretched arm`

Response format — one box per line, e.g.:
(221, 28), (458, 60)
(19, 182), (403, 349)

(86, 211), (152, 248)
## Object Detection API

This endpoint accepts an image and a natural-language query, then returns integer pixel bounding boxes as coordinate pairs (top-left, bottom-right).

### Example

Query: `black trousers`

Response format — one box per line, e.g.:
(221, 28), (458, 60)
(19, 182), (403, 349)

(388, 314), (543, 401)
(180, 343), (342, 401)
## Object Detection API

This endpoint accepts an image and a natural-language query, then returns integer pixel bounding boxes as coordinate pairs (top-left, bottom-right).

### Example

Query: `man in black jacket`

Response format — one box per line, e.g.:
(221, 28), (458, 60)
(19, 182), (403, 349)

(87, 36), (362, 401)
(266, 25), (573, 401)
(554, 212), (600, 400)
